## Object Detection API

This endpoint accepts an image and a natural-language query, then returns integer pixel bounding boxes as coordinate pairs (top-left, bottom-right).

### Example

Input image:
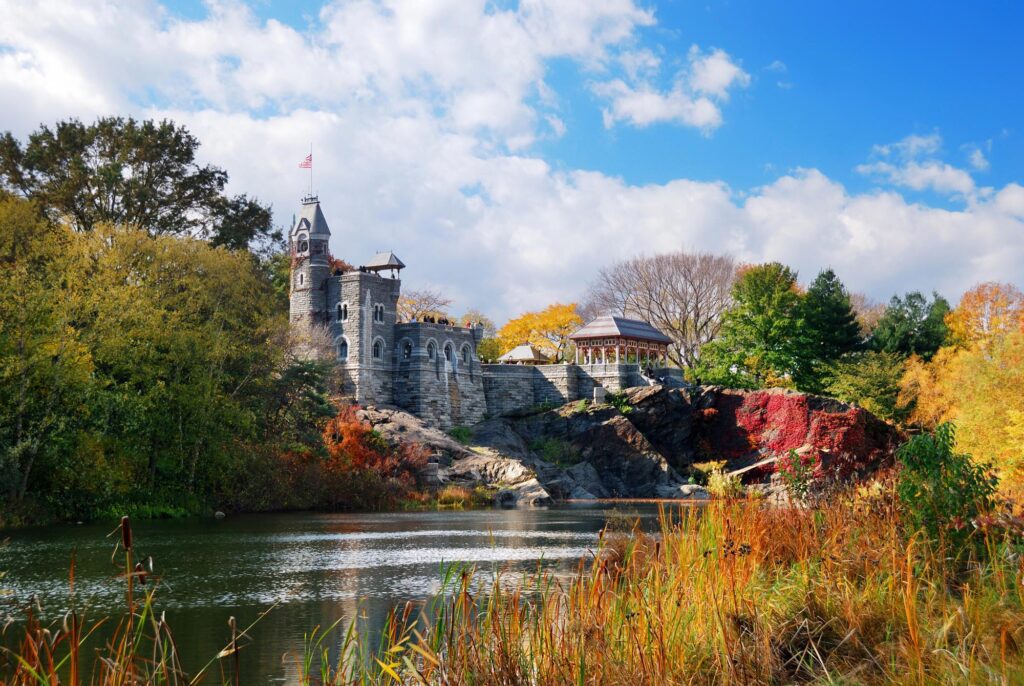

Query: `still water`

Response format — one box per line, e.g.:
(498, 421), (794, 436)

(1, 504), (667, 683)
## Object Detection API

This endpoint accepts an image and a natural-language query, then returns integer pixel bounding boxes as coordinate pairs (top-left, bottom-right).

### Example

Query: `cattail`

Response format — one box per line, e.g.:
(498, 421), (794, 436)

(120, 516), (132, 552)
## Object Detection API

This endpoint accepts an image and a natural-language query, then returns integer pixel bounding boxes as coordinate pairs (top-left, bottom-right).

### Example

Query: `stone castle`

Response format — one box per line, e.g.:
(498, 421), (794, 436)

(289, 196), (679, 428)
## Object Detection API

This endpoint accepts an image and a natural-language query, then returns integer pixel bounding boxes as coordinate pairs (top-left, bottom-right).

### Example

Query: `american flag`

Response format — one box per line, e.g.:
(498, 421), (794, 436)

(298, 153), (312, 169)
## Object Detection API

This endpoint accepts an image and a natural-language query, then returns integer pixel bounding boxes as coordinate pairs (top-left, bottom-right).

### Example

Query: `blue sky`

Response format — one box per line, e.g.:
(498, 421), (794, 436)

(2, 1), (1023, 320)
(551, 1), (1022, 194)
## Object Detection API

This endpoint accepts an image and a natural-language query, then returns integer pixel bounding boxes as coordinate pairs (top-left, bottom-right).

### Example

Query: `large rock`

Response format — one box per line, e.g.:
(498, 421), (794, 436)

(697, 386), (899, 479)
(479, 402), (701, 499)
(620, 385), (698, 469)
(623, 385), (901, 482)
(357, 382), (900, 506)
(358, 406), (553, 506)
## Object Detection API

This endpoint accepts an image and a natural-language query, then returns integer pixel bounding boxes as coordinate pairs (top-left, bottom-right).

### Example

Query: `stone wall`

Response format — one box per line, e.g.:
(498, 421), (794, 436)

(481, 365), (538, 416)
(481, 363), (666, 417)
(392, 322), (487, 429)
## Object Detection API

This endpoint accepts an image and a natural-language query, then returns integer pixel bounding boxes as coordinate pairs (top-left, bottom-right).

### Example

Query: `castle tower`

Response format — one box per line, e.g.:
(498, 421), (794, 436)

(335, 253), (403, 404)
(289, 196), (332, 327)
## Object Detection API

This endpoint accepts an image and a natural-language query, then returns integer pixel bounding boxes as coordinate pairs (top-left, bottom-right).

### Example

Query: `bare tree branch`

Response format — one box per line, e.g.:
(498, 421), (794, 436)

(397, 288), (453, 322)
(585, 251), (736, 368)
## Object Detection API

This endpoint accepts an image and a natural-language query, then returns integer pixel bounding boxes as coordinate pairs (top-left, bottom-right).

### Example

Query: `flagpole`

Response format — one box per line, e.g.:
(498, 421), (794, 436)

(309, 143), (313, 197)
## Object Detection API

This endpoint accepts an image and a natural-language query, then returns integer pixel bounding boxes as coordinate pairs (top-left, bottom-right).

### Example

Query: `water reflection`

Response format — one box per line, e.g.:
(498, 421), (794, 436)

(1, 504), (672, 683)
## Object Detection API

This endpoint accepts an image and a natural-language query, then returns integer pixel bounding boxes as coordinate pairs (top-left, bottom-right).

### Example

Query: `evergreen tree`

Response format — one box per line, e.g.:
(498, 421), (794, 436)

(871, 291), (951, 360)
(798, 269), (862, 391)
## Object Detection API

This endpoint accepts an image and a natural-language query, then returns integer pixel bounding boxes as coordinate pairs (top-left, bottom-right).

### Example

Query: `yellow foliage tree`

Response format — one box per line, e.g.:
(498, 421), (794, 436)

(902, 330), (1024, 490)
(945, 281), (1024, 346)
(899, 348), (961, 428)
(498, 303), (583, 361)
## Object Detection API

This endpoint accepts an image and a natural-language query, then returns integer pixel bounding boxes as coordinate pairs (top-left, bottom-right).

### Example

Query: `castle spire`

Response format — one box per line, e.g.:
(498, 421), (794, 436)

(292, 196), (331, 238)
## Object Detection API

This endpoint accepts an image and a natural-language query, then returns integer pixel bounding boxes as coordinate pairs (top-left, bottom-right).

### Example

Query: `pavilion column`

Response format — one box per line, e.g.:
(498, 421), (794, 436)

(575, 347), (579, 364)
(616, 345), (620, 363)
(601, 348), (606, 364)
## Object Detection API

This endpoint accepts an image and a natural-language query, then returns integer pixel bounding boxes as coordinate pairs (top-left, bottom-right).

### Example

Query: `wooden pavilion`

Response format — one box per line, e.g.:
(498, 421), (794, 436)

(569, 315), (672, 365)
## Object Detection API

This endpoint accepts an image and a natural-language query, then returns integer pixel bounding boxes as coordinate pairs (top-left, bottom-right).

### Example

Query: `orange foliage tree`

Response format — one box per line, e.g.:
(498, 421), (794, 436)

(322, 405), (430, 492)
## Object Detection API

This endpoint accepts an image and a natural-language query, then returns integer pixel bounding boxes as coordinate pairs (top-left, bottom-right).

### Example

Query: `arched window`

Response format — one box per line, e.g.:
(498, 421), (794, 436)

(462, 346), (470, 365)
(427, 342), (436, 361)
(444, 344), (453, 362)
(298, 273), (304, 286)
(373, 340), (383, 359)
(337, 303), (348, 322)
(297, 233), (309, 253)
(403, 341), (413, 360)
(373, 304), (385, 323)
(338, 339), (348, 360)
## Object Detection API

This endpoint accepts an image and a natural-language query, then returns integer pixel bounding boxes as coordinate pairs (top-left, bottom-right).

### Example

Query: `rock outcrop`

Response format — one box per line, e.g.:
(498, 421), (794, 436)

(358, 384), (902, 506)
(621, 385), (900, 480)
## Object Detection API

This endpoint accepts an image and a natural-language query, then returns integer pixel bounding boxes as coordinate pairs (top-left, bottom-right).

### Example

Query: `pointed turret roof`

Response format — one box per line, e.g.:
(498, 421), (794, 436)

(364, 251), (406, 272)
(292, 196), (331, 237)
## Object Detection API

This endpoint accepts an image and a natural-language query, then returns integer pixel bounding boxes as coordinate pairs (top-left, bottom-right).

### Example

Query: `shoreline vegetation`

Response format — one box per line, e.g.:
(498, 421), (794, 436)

(4, 429), (1024, 685)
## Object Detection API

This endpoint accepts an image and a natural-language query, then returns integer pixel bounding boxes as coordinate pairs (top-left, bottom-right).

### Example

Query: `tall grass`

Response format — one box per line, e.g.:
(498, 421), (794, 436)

(325, 488), (1024, 685)
(4, 491), (1024, 684)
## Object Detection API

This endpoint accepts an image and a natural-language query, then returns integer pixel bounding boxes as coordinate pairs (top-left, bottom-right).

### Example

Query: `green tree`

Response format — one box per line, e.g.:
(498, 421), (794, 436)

(896, 423), (997, 555)
(802, 269), (861, 359)
(0, 197), (95, 503)
(797, 269), (862, 391)
(261, 358), (337, 447)
(0, 117), (277, 249)
(700, 263), (805, 388)
(77, 225), (284, 495)
(870, 291), (950, 360)
(824, 351), (907, 423)
(209, 193), (279, 253)
(476, 337), (501, 363)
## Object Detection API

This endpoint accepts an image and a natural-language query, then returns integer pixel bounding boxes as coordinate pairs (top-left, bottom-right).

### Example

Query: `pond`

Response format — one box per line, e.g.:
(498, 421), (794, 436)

(0, 504), (673, 683)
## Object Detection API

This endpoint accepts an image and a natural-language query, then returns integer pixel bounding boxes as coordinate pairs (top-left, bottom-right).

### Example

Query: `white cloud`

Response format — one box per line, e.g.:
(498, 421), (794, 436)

(594, 80), (722, 130)
(1, 1), (1021, 322)
(594, 45), (749, 131)
(856, 160), (976, 196)
(966, 145), (990, 171)
(871, 133), (942, 159)
(618, 48), (661, 80)
(969, 149), (988, 170)
(858, 132), (983, 198)
(688, 46), (750, 99)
